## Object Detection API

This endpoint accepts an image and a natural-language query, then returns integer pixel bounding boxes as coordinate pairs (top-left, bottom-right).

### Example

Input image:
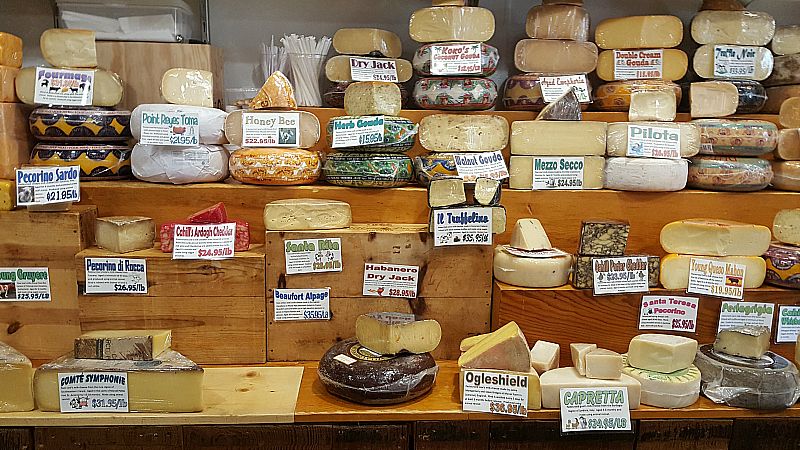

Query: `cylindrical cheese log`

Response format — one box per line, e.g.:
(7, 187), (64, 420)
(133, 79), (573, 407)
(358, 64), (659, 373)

(0, 32), (22, 68)
(132, 144), (229, 184)
(606, 122), (700, 158)
(692, 44), (773, 81)
(31, 143), (132, 181)
(409, 7), (495, 43)
(0, 65), (18, 102)
(764, 54), (800, 87)
(325, 55), (413, 83)
(603, 157), (688, 191)
(413, 77), (497, 110)
(776, 129), (800, 160)
(493, 246), (572, 288)
(508, 155), (605, 190)
(694, 119), (778, 156)
(514, 39), (598, 74)
(780, 97), (800, 128)
(15, 67), (123, 107)
(224, 109), (319, 148)
(323, 152), (413, 188)
(690, 81), (739, 118)
(772, 26), (800, 56)
(228, 148), (320, 185)
(763, 242), (800, 289)
(324, 82), (410, 109)
(763, 85), (800, 113)
(502, 73), (591, 111)
(660, 253), (766, 289)
(510, 121), (606, 156)
(595, 15), (683, 49)
(596, 49), (688, 82)
(594, 80), (682, 112)
(29, 106), (132, 141)
(687, 155), (773, 191)
(771, 160), (800, 191)
(419, 114), (508, 152)
(132, 104), (228, 145)
(412, 42), (499, 77)
(332, 29), (402, 58)
(660, 219), (771, 256)
(414, 152), (459, 185)
(326, 116), (417, 152)
(691, 11), (776, 46)
(526, 5), (590, 41)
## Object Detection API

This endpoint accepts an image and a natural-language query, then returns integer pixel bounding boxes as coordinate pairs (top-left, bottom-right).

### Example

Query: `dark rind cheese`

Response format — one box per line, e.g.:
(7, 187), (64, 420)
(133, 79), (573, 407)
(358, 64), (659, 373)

(31, 143), (132, 180)
(29, 106), (132, 141)
(724, 79), (767, 114)
(324, 82), (411, 109)
(323, 152), (413, 188)
(764, 54), (800, 88)
(317, 338), (439, 405)
(763, 242), (800, 289)
(427, 176), (467, 208)
(535, 88), (582, 121)
(473, 177), (501, 206)
(572, 254), (660, 289)
(578, 218), (630, 256)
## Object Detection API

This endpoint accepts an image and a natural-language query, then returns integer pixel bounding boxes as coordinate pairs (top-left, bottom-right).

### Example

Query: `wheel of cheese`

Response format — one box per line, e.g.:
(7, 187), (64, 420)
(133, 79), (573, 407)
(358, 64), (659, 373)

(323, 152), (413, 188)
(419, 114), (508, 152)
(526, 4), (590, 41)
(772, 26), (800, 56)
(409, 7), (495, 43)
(621, 355), (700, 409)
(15, 67), (123, 107)
(776, 129), (800, 160)
(771, 160), (800, 191)
(132, 144), (229, 184)
(317, 338), (439, 405)
(691, 11), (776, 46)
(224, 109), (319, 148)
(325, 55), (413, 83)
(514, 39), (598, 73)
(29, 106), (132, 141)
(603, 157), (688, 192)
(414, 152), (459, 185)
(413, 77), (497, 110)
(593, 80), (681, 112)
(502, 73), (591, 111)
(693, 45), (773, 81)
(325, 116), (417, 152)
(763, 242), (800, 289)
(694, 119), (778, 156)
(596, 49), (688, 82)
(764, 54), (800, 88)
(132, 104), (228, 145)
(606, 122), (701, 158)
(229, 147), (320, 185)
(687, 156), (773, 191)
(412, 42), (499, 77)
(31, 143), (132, 181)
(324, 82), (410, 109)
(493, 245), (572, 288)
(660, 253), (766, 289)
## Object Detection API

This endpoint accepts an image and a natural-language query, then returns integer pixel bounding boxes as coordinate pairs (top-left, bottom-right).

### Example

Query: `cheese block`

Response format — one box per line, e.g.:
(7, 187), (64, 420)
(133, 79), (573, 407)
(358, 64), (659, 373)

(535, 89), (581, 121)
(419, 114), (508, 152)
(606, 122), (700, 158)
(459, 368), (541, 410)
(493, 245), (572, 288)
(413, 77), (497, 110)
(132, 144), (229, 184)
(229, 147), (319, 185)
(660, 253), (767, 289)
(595, 15), (683, 50)
(474, 177), (501, 206)
(514, 39), (598, 74)
(323, 152), (413, 188)
(763, 85), (800, 113)
(776, 129), (800, 160)
(570, 343), (596, 376)
(572, 254), (660, 289)
(159, 220), (249, 253)
(325, 82), (410, 109)
(344, 81), (401, 116)
(780, 97), (800, 128)
(764, 54), (800, 87)
(525, 4), (590, 41)
(412, 42), (498, 77)
(95, 216), (155, 253)
(628, 90), (677, 122)
(578, 218), (629, 256)
(31, 143), (132, 181)
(40, 28), (97, 68)
(772, 160), (800, 191)
(660, 219), (771, 256)
(29, 106), (132, 141)
(263, 199), (352, 231)
(428, 176), (466, 208)
(723, 79), (768, 113)
(225, 109), (318, 148)
(326, 55), (413, 83)
(0, 341), (34, 412)
(540, 367), (642, 409)
(691, 11), (776, 46)
(132, 103), (228, 145)
(161, 68), (213, 108)
(333, 29), (402, 58)
(355, 313), (441, 355)
(250, 71), (295, 109)
(429, 205), (506, 234)
(0, 179), (14, 211)
(0, 32), (22, 68)
(692, 44), (773, 81)
(16, 67), (123, 107)
(74, 330), (171, 360)
(603, 157), (688, 192)
(627, 334), (697, 373)
(690, 81), (739, 118)
(772, 26), (800, 56)
(510, 121), (606, 156)
(508, 155), (604, 190)
(595, 49), (688, 82)
(502, 73), (591, 111)
(414, 152), (459, 185)
(0, 65), (18, 102)
(458, 321), (531, 372)
(714, 325), (770, 359)
(700, 0), (744, 10)
(687, 155), (772, 191)
(530, 341), (560, 374)
(585, 348), (623, 380)
(409, 7), (495, 43)
(622, 355), (701, 409)
(763, 242), (800, 289)
(326, 116), (417, 153)
(594, 80), (682, 112)
(34, 350), (203, 412)
(510, 218), (551, 251)
(694, 119), (778, 156)
(774, 209), (800, 245)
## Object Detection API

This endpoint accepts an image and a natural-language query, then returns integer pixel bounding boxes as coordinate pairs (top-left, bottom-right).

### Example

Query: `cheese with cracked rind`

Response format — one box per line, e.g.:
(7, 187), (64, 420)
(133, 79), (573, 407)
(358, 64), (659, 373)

(419, 114), (508, 152)
(344, 81), (401, 116)
(133, 104), (228, 145)
(333, 29), (402, 58)
(412, 42), (498, 77)
(95, 216), (155, 254)
(764, 54), (800, 87)
(458, 321), (531, 372)
(409, 7), (495, 43)
(693, 44), (773, 81)
(323, 152), (413, 188)
(570, 343), (596, 376)
(763, 242), (800, 289)
(585, 348), (623, 380)
(74, 330), (171, 360)
(414, 77), (497, 110)
(622, 354), (701, 409)
(228, 148), (319, 185)
(161, 68), (213, 108)
(132, 144), (229, 184)
(510, 218), (551, 251)
(510, 121), (606, 156)
(40, 28), (97, 68)
(691, 11), (775, 46)
(607, 122), (700, 158)
(660, 219), (771, 256)
(627, 334), (698, 373)
(508, 155), (604, 190)
(263, 199), (351, 230)
(530, 341), (560, 374)
(596, 49), (687, 82)
(16, 67), (123, 107)
(772, 26), (800, 56)
(714, 325), (771, 359)
(694, 119), (778, 156)
(0, 341), (33, 412)
(225, 109), (318, 148)
(772, 160), (800, 191)
(780, 97), (800, 128)
(540, 367), (642, 409)
(594, 80), (682, 112)
(603, 157), (688, 192)
(628, 90), (677, 122)
(691, 81), (738, 118)
(526, 4), (590, 41)
(774, 209), (800, 245)
(660, 253), (766, 289)
(0, 32), (22, 68)
(514, 39), (598, 73)
(326, 55), (413, 83)
(578, 218), (629, 256)
(595, 15), (683, 49)
(502, 73), (591, 111)
(493, 245), (571, 288)
(355, 313), (442, 355)
(687, 155), (773, 191)
(459, 368), (541, 410)
(776, 129), (800, 160)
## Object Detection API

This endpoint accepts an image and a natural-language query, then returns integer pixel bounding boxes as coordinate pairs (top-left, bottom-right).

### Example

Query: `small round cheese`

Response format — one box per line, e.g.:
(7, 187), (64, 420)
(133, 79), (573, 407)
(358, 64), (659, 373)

(622, 355), (700, 409)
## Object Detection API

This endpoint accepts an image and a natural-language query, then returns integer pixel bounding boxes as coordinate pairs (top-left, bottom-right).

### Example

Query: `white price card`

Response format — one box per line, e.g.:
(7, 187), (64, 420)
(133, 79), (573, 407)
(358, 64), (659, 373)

(274, 288), (330, 321)
(430, 43), (482, 75)
(349, 57), (399, 82)
(172, 223), (236, 260)
(560, 388), (632, 433)
(592, 256), (650, 295)
(717, 301), (774, 333)
(330, 116), (384, 148)
(432, 207), (492, 247)
(688, 258), (746, 299)
(532, 157), (585, 190)
(540, 75), (591, 103)
(15, 166), (80, 206)
(613, 49), (664, 80)
(462, 369), (530, 417)
(0, 267), (51, 302)
(84, 258), (147, 294)
(776, 305), (800, 343)
(138, 111), (200, 146)
(33, 67), (94, 106)
(241, 112), (300, 147)
(639, 296), (699, 333)
(59, 372), (129, 413)
(284, 238), (343, 275)
(453, 151), (509, 182)
(626, 125), (681, 159)
(363, 263), (419, 299)
(714, 45), (757, 79)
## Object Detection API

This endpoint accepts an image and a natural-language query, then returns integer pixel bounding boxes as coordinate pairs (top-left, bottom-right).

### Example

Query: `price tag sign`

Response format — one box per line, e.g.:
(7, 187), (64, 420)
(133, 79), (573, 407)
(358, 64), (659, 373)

(714, 45), (757, 78)
(241, 112), (300, 147)
(84, 258), (147, 294)
(58, 372), (129, 413)
(613, 49), (663, 80)
(138, 111), (200, 146)
(776, 305), (800, 343)
(432, 207), (492, 247)
(592, 256), (649, 295)
(15, 166), (80, 206)
(431, 43), (482, 75)
(688, 258), (746, 299)
(718, 301), (774, 333)
(626, 125), (681, 159)
(560, 388), (631, 433)
(0, 267), (51, 301)
(331, 116), (384, 148)
(349, 57), (399, 82)
(274, 288), (330, 321)
(639, 296), (699, 332)
(453, 151), (509, 182)
(532, 157), (585, 190)
(462, 369), (530, 417)
(33, 67), (94, 106)
(540, 75), (591, 103)
(363, 263), (419, 299)
(172, 223), (235, 260)
(284, 238), (343, 275)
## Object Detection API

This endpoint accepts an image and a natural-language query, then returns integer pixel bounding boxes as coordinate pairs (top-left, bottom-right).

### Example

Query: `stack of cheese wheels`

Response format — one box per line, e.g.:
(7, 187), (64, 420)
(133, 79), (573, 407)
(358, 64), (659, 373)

(409, 2), (499, 110)
(493, 218), (571, 288)
(323, 81), (414, 187)
(771, 98), (800, 190)
(324, 28), (410, 108)
(621, 334), (700, 408)
(659, 219), (770, 290)
(762, 21), (800, 113)
(0, 31), (26, 211)
(504, 0), (593, 111)
(425, 171), (506, 238)
(763, 208), (800, 289)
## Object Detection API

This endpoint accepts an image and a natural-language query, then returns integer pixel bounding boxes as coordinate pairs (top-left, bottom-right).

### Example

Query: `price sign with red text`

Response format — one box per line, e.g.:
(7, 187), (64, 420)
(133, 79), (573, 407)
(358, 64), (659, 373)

(172, 223), (236, 260)
(241, 112), (300, 147)
(639, 296), (699, 332)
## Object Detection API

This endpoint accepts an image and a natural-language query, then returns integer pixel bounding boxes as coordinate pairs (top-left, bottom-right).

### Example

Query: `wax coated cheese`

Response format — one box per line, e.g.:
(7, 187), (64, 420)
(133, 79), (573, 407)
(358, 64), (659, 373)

(428, 176), (466, 208)
(622, 355), (701, 409)
(225, 109), (317, 148)
(133, 104), (228, 145)
(540, 367), (642, 409)
(474, 177), (501, 206)
(355, 313), (441, 355)
(714, 325), (770, 359)
(570, 343), (596, 376)
(780, 97), (800, 128)
(409, 7), (495, 43)
(607, 122), (700, 158)
(16, 67), (123, 107)
(0, 32), (22, 68)
(74, 330), (171, 360)
(263, 199), (351, 231)
(414, 77), (497, 110)
(603, 157), (688, 192)
(526, 4), (590, 41)
(414, 152), (458, 184)
(772, 160), (800, 191)
(691, 81), (739, 118)
(419, 114), (508, 152)
(763, 242), (800, 289)
(412, 42), (498, 77)
(578, 219), (629, 256)
(596, 49), (687, 82)
(594, 80), (682, 112)
(458, 321), (531, 372)
(502, 73), (591, 111)
(691, 11), (775, 46)
(187, 202), (227, 224)
(326, 116), (416, 152)
(693, 44), (773, 81)
(585, 348), (623, 380)
(774, 209), (800, 245)
(40, 28), (97, 68)
(324, 152), (413, 188)
(29, 107), (131, 141)
(0, 65), (18, 102)
(161, 68), (213, 108)
(772, 26), (800, 56)
(493, 245), (572, 288)
(572, 254), (660, 289)
(510, 218), (552, 251)
(660, 219), (771, 256)
(326, 55), (412, 83)
(764, 85), (800, 113)
(0, 179), (13, 211)
(250, 71), (295, 109)
(660, 253), (766, 289)
(508, 155), (604, 190)
(628, 90), (677, 122)
(627, 334), (697, 374)
(510, 121), (606, 156)
(459, 368), (542, 410)
(688, 156), (773, 191)
(694, 119), (778, 156)
(0, 341), (34, 412)
(764, 54), (800, 87)
(514, 39), (598, 74)
(721, 79), (768, 113)
(132, 144), (229, 184)
(595, 15), (683, 50)
(31, 143), (132, 180)
(776, 129), (800, 160)
(333, 29), (402, 58)
(229, 147), (319, 185)
(530, 341), (560, 375)
(95, 216), (155, 254)
(344, 81), (402, 116)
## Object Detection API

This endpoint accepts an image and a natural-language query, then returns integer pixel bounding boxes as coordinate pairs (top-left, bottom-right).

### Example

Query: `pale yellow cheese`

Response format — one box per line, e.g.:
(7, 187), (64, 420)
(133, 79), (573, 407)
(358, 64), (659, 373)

(409, 7), (495, 43)
(460, 334), (489, 352)
(493, 246), (572, 288)
(95, 216), (155, 254)
(628, 90), (677, 122)
(773, 208), (800, 246)
(0, 65), (18, 102)
(355, 313), (441, 355)
(224, 109), (320, 148)
(0, 341), (34, 412)
(772, 160), (800, 191)
(344, 81), (401, 116)
(333, 29), (402, 58)
(161, 68), (213, 108)
(692, 44), (774, 81)
(691, 10), (776, 46)
(627, 334), (697, 373)
(459, 368), (541, 410)
(0, 32), (22, 68)
(525, 4), (590, 41)
(659, 253), (766, 289)
(660, 219), (772, 256)
(325, 55), (413, 83)
(40, 28), (97, 68)
(458, 321), (531, 372)
(690, 81), (738, 118)
(772, 26), (800, 56)
(263, 198), (351, 230)
(570, 343), (596, 376)
(250, 71), (295, 109)
(530, 340), (560, 375)
(606, 122), (700, 158)
(75, 330), (172, 360)
(15, 67), (123, 107)
(585, 348), (623, 380)
(775, 129), (800, 160)
(510, 219), (551, 251)
(596, 49), (688, 82)
(595, 15), (683, 50)
(510, 121), (607, 156)
(514, 39), (598, 73)
(713, 325), (770, 358)
(780, 97), (800, 129)
(540, 367), (642, 409)
(508, 155), (605, 190)
(0, 179), (14, 211)
(419, 114), (509, 152)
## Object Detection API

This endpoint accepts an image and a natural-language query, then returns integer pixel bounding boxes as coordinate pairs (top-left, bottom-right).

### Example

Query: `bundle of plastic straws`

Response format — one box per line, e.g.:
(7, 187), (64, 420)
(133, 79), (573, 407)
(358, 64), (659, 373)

(261, 36), (288, 83)
(281, 34), (332, 107)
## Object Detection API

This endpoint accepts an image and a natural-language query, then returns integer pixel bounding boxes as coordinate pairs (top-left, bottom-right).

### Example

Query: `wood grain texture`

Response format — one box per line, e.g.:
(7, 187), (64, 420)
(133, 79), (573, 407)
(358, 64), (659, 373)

(183, 424), (333, 450)
(729, 418), (800, 450)
(331, 423), (408, 450)
(0, 427), (33, 450)
(489, 420), (635, 450)
(414, 420), (490, 450)
(0, 205), (96, 261)
(34, 426), (182, 450)
(636, 419), (732, 450)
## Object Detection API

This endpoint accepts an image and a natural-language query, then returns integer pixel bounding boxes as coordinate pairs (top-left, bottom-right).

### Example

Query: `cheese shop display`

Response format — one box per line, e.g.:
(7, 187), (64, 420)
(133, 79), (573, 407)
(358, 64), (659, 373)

(578, 218), (629, 256)
(694, 119), (778, 156)
(74, 329), (172, 360)
(355, 313), (442, 355)
(764, 85), (800, 113)
(595, 15), (683, 50)
(603, 157), (688, 192)
(419, 114), (508, 152)
(780, 97), (800, 128)
(595, 49), (689, 82)
(344, 81), (402, 117)
(0, 32), (22, 68)
(660, 253), (767, 289)
(690, 81), (739, 118)
(332, 28), (402, 58)
(690, 11), (776, 46)
(409, 7), (495, 43)
(661, 219), (771, 256)
(502, 73), (592, 111)
(458, 321), (531, 372)
(772, 26), (800, 56)
(593, 80), (682, 111)
(325, 116), (417, 152)
(263, 198), (352, 230)
(224, 109), (318, 148)
(133, 104), (228, 145)
(412, 42), (499, 77)
(627, 334), (698, 374)
(621, 354), (701, 409)
(30, 142), (132, 180)
(323, 152), (413, 188)
(687, 155), (773, 191)
(514, 39), (598, 74)
(458, 367), (542, 411)
(572, 254), (660, 289)
(0, 341), (34, 412)
(324, 82), (410, 109)
(763, 242), (800, 289)
(773, 208), (800, 245)
(132, 143), (229, 184)
(540, 367), (642, 409)
(40, 28), (97, 68)
(29, 107), (132, 141)
(771, 160), (800, 191)
(606, 122), (700, 158)
(16, 67), (123, 107)
(508, 155), (604, 190)
(714, 325), (770, 359)
(161, 68), (214, 108)
(413, 77), (497, 110)
(764, 54), (800, 87)
(525, 4), (590, 41)
(692, 44), (773, 81)
(325, 55), (413, 83)
(0, 180), (14, 211)
(95, 216), (156, 254)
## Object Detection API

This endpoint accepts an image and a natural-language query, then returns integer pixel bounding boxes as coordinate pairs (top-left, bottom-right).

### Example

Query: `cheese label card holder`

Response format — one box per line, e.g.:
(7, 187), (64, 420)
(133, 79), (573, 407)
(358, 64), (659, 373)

(274, 288), (331, 321)
(688, 258), (746, 299)
(172, 223), (236, 260)
(532, 157), (585, 190)
(241, 112), (300, 147)
(363, 263), (419, 299)
(33, 67), (94, 106)
(714, 45), (758, 79)
(560, 387), (632, 433)
(717, 301), (774, 333)
(432, 207), (492, 247)
(331, 116), (385, 148)
(58, 372), (129, 412)
(15, 166), (80, 206)
(138, 111), (200, 146)
(349, 57), (399, 82)
(284, 238), (343, 275)
(627, 125), (681, 159)
(462, 369), (529, 417)
(453, 151), (509, 182)
(84, 258), (147, 294)
(540, 75), (591, 103)
(0, 267), (51, 301)
(431, 43), (482, 75)
(593, 256), (649, 295)
(614, 50), (663, 80)
(639, 295), (698, 332)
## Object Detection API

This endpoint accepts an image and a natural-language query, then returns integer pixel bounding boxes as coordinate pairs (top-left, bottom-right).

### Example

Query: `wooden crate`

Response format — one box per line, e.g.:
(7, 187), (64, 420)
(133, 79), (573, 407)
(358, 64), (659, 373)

(0, 205), (96, 261)
(75, 245), (266, 364)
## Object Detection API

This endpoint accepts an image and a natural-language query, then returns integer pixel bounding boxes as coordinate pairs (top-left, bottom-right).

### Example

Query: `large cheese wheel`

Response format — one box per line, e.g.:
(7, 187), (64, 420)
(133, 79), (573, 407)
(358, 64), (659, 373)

(660, 253), (766, 289)
(323, 152), (413, 188)
(502, 73), (591, 111)
(776, 129), (800, 160)
(694, 119), (778, 156)
(419, 114), (508, 152)
(514, 39), (598, 73)
(693, 45), (773, 81)
(780, 97), (800, 128)
(660, 219), (771, 257)
(606, 122), (700, 158)
(687, 155), (773, 191)
(621, 355), (701, 409)
(763, 242), (800, 289)
(763, 54), (800, 88)
(31, 143), (132, 181)
(0, 65), (18, 102)
(508, 155), (605, 190)
(525, 4), (590, 41)
(412, 42), (499, 77)
(324, 82), (410, 109)
(414, 152), (459, 185)
(772, 26), (800, 56)
(332, 28), (402, 58)
(15, 67), (123, 107)
(596, 49), (688, 82)
(229, 147), (320, 185)
(29, 106), (132, 142)
(0, 32), (22, 68)
(413, 77), (497, 110)
(224, 109), (319, 148)
(593, 80), (682, 112)
(409, 7), (495, 43)
(132, 104), (228, 145)
(132, 144), (229, 184)
(325, 116), (417, 152)
(771, 160), (800, 191)
(595, 15), (683, 49)
(691, 11), (776, 46)
(493, 245), (571, 288)
(603, 157), (688, 192)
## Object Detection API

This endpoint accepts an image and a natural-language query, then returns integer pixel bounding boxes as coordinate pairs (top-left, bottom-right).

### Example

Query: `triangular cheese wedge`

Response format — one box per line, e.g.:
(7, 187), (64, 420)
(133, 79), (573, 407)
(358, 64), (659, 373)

(458, 321), (531, 372)
(250, 70), (296, 109)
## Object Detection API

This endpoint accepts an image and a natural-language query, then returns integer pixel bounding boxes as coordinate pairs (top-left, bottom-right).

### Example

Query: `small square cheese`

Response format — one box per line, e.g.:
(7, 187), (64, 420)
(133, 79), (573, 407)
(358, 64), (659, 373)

(530, 340), (560, 374)
(570, 343), (596, 375)
(427, 177), (466, 208)
(627, 334), (698, 373)
(713, 325), (771, 359)
(95, 216), (156, 254)
(510, 219), (552, 251)
(585, 348), (623, 380)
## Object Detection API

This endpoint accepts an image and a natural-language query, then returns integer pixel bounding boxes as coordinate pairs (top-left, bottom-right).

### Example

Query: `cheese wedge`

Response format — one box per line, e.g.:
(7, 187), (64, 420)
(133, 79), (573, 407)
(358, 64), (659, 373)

(530, 340), (560, 375)
(95, 216), (155, 254)
(510, 219), (551, 251)
(74, 330), (172, 360)
(0, 341), (34, 412)
(355, 313), (442, 355)
(460, 333), (489, 352)
(458, 321), (531, 372)
(40, 28), (97, 68)
(570, 343), (596, 375)
(714, 325), (770, 359)
(250, 71), (295, 109)
(660, 219), (771, 256)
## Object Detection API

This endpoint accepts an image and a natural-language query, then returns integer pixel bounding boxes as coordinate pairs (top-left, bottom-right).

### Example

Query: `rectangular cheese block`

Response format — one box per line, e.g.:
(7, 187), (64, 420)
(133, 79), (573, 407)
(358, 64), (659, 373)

(0, 32), (22, 68)
(493, 245), (572, 288)
(763, 85), (800, 113)
(578, 218), (629, 256)
(525, 4), (590, 41)
(659, 253), (767, 289)
(540, 367), (642, 409)
(585, 348), (623, 380)
(332, 28), (402, 58)
(629, 90), (677, 122)
(660, 219), (771, 256)
(603, 157), (688, 192)
(595, 15), (683, 49)
(40, 28), (98, 68)
(570, 343), (596, 375)
(776, 129), (800, 160)
(692, 44), (774, 81)
(0, 65), (18, 102)
(627, 334), (698, 373)
(596, 49), (688, 82)
(263, 198), (351, 230)
(572, 254), (660, 289)
(510, 121), (606, 156)
(409, 7), (495, 43)
(0, 179), (14, 211)
(224, 109), (318, 148)
(514, 39), (598, 73)
(458, 321), (531, 372)
(473, 177), (501, 206)
(774, 208), (800, 245)
(161, 68), (213, 108)
(508, 155), (605, 190)
(772, 26), (800, 56)
(325, 55), (413, 83)
(355, 313), (442, 355)
(344, 81), (402, 116)
(764, 54), (800, 87)
(34, 350), (203, 412)
(419, 114), (509, 152)
(691, 11), (776, 46)
(530, 341), (560, 374)
(16, 67), (124, 107)
(691, 81), (739, 118)
(510, 218), (551, 251)
(428, 176), (466, 208)
(713, 325), (770, 358)
(460, 368), (541, 410)
(772, 160), (800, 191)
(780, 97), (800, 128)
(0, 341), (34, 412)
(74, 330), (172, 360)
(95, 216), (155, 254)
(606, 122), (700, 158)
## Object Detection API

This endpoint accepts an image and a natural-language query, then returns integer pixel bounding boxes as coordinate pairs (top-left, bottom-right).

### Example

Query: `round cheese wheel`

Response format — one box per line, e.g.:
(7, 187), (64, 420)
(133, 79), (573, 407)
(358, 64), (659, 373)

(229, 147), (320, 185)
(694, 119), (778, 156)
(412, 42), (499, 77)
(413, 77), (497, 110)
(687, 155), (773, 191)
(324, 83), (410, 109)
(771, 160), (800, 191)
(622, 355), (701, 409)
(726, 79), (768, 114)
(414, 152), (459, 185)
(763, 242), (800, 289)
(603, 157), (688, 192)
(323, 152), (413, 188)
(502, 73), (591, 111)
(31, 143), (132, 180)
(593, 80), (682, 112)
(132, 144), (229, 184)
(493, 245), (572, 288)
(317, 338), (439, 405)
(325, 116), (416, 153)
(29, 106), (132, 141)
(132, 104), (228, 145)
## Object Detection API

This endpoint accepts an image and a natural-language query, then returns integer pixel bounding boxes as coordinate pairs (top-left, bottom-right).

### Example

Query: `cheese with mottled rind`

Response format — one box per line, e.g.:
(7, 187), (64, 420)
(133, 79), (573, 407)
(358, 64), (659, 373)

(409, 7), (495, 43)
(74, 330), (172, 360)
(0, 341), (34, 412)
(16, 67), (123, 107)
(595, 15), (683, 50)
(510, 218), (551, 251)
(493, 245), (572, 288)
(161, 68), (213, 108)
(414, 77), (497, 111)
(0, 32), (22, 68)
(355, 313), (441, 355)
(526, 4), (590, 41)
(660, 253), (766, 289)
(660, 219), (771, 256)
(578, 218), (629, 256)
(133, 104), (228, 145)
(510, 121), (606, 156)
(764, 54), (800, 88)
(419, 114), (508, 152)
(628, 334), (697, 373)
(502, 73), (592, 111)
(594, 80), (682, 112)
(530, 341), (560, 375)
(326, 116), (417, 152)
(250, 71), (295, 109)
(263, 199), (351, 231)
(693, 44), (773, 81)
(95, 216), (155, 254)
(596, 49), (687, 82)
(229, 146), (319, 185)
(459, 368), (541, 410)
(514, 39), (598, 73)
(40, 28), (97, 68)
(324, 152), (413, 188)
(508, 155), (604, 190)
(622, 355), (701, 409)
(774, 208), (800, 246)
(772, 26), (800, 56)
(326, 55), (413, 83)
(607, 122), (700, 158)
(540, 367), (642, 409)
(458, 321), (531, 372)
(776, 129), (800, 160)
(764, 85), (800, 113)
(333, 29), (402, 58)
(604, 157), (688, 192)
(714, 325), (770, 359)
(691, 81), (739, 118)
(691, 11), (776, 46)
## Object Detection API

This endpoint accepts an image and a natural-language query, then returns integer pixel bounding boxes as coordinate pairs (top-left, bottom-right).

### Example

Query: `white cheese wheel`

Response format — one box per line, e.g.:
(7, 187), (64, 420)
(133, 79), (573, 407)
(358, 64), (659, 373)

(622, 355), (700, 409)
(539, 367), (642, 409)
(493, 245), (571, 288)
(603, 157), (688, 192)
(131, 144), (229, 184)
(660, 219), (771, 256)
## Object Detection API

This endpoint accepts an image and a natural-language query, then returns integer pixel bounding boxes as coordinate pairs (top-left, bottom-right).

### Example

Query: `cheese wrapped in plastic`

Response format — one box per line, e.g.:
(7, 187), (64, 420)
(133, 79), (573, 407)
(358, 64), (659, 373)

(131, 143), (229, 184)
(229, 147), (320, 185)
(771, 160), (800, 191)
(603, 157), (688, 192)
(503, 73), (592, 111)
(694, 119), (778, 156)
(514, 39), (598, 73)
(413, 43), (498, 77)
(414, 77), (497, 110)
(323, 152), (413, 188)
(132, 104), (228, 145)
(606, 122), (700, 158)
(691, 11), (775, 46)
(409, 7), (495, 43)
(595, 15), (683, 49)
(0, 341), (34, 412)
(687, 155), (773, 191)
(594, 80), (682, 112)
(526, 4), (590, 41)
(764, 54), (800, 88)
(596, 49), (688, 82)
(693, 44), (773, 81)
(333, 28), (402, 58)
(161, 68), (213, 108)
(326, 116), (417, 152)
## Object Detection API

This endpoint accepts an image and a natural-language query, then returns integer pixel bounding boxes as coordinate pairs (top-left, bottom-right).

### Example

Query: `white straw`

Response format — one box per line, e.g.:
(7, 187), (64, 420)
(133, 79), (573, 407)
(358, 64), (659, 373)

(281, 34), (331, 107)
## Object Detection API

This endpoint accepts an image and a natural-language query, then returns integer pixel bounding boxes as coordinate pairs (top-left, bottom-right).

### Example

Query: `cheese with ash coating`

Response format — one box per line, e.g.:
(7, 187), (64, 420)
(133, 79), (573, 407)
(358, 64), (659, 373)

(578, 218), (629, 256)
